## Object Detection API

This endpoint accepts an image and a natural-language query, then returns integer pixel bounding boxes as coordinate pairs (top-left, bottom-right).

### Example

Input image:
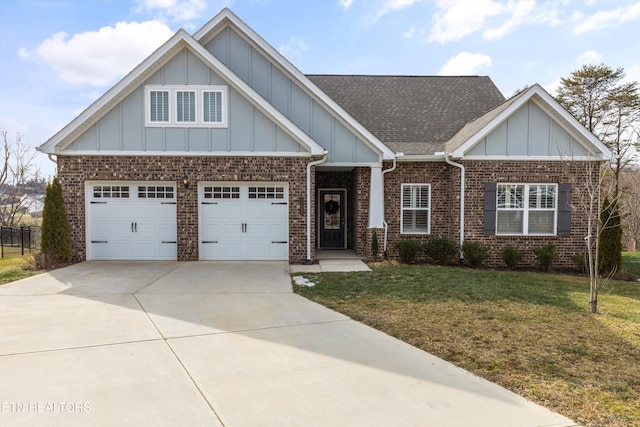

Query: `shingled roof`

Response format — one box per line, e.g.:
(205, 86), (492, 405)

(306, 75), (506, 155)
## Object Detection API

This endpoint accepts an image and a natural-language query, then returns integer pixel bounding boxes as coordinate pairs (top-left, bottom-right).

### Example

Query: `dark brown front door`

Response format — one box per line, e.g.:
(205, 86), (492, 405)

(319, 189), (346, 248)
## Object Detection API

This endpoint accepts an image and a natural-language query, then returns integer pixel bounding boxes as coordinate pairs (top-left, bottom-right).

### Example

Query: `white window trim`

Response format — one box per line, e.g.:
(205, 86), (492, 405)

(400, 183), (431, 235)
(496, 183), (558, 236)
(145, 85), (228, 128)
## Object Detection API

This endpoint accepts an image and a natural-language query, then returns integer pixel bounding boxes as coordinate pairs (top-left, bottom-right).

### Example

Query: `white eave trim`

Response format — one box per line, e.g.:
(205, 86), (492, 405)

(54, 150), (314, 157)
(449, 84), (614, 161)
(397, 154), (447, 162)
(39, 29), (325, 157)
(459, 155), (607, 161)
(193, 8), (396, 160)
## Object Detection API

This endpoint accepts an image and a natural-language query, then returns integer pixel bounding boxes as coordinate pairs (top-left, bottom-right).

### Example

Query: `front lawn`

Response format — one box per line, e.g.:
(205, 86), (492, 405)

(294, 257), (640, 427)
(0, 255), (43, 285)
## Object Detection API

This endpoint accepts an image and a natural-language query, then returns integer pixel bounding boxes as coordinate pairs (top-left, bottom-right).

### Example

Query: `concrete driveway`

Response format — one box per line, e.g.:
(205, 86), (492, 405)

(0, 261), (577, 427)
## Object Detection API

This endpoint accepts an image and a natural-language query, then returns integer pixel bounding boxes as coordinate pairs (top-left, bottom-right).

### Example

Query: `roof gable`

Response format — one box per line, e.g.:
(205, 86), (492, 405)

(38, 28), (325, 156)
(447, 85), (613, 160)
(193, 9), (395, 161)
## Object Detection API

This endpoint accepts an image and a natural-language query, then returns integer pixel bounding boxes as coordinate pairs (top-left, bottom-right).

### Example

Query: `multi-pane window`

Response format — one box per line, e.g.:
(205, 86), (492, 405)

(497, 184), (556, 235)
(93, 186), (130, 199)
(204, 186), (240, 199)
(138, 186), (175, 199)
(401, 184), (430, 234)
(248, 186), (285, 199)
(146, 86), (226, 127)
(176, 91), (196, 123)
(203, 91), (222, 123)
(149, 91), (169, 122)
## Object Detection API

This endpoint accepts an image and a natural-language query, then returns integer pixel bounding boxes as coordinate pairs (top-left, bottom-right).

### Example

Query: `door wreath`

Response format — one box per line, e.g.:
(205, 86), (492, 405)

(324, 199), (340, 215)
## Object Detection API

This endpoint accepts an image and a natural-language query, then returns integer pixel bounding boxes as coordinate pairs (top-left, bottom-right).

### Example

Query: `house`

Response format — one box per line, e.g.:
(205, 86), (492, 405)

(20, 194), (45, 216)
(38, 8), (612, 268)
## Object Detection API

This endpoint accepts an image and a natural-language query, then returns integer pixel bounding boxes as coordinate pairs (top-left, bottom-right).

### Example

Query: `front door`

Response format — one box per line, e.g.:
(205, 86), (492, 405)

(319, 189), (346, 248)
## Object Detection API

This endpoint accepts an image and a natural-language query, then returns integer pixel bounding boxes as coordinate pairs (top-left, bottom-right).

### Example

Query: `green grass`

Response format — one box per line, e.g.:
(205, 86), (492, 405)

(294, 254), (640, 427)
(0, 255), (43, 285)
(621, 251), (640, 277)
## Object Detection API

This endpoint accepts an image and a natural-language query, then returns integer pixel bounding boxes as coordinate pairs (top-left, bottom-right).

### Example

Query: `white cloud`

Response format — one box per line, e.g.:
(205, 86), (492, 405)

(429, 0), (559, 43)
(278, 37), (308, 59)
(483, 0), (535, 40)
(624, 64), (640, 85)
(576, 50), (603, 65)
(361, 0), (422, 29)
(135, 0), (208, 22)
(339, 0), (354, 10)
(574, 2), (640, 34)
(429, 0), (507, 43)
(438, 52), (492, 75)
(20, 21), (174, 86)
(403, 26), (425, 39)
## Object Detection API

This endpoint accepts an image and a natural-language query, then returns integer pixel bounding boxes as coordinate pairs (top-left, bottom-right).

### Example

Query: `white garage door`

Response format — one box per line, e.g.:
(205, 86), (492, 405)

(199, 183), (289, 260)
(87, 182), (177, 260)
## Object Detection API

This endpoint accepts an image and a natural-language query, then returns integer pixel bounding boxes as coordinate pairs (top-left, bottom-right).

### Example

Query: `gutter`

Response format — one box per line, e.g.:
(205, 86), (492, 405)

(381, 152), (403, 257)
(304, 152), (328, 264)
(437, 152), (465, 262)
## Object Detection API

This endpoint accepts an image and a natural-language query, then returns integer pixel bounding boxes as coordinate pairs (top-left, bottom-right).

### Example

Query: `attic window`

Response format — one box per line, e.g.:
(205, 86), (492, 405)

(145, 85), (227, 128)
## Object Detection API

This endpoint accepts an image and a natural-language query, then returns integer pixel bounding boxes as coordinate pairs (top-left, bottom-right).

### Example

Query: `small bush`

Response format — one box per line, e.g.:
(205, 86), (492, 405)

(533, 243), (557, 272)
(501, 246), (523, 270)
(371, 230), (379, 259)
(461, 241), (490, 268)
(394, 239), (423, 264)
(571, 252), (588, 274)
(424, 237), (458, 265)
(41, 177), (72, 265)
(598, 197), (622, 274)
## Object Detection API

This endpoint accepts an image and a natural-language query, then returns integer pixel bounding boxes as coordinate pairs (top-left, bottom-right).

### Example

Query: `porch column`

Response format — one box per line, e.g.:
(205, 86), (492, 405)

(369, 166), (384, 228)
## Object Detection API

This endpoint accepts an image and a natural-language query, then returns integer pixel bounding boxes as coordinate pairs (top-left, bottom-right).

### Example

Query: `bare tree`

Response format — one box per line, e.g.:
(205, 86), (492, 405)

(0, 131), (41, 226)
(569, 158), (619, 314)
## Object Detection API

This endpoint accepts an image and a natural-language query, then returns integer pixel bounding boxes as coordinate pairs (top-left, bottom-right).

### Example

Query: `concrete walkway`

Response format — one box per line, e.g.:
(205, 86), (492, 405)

(0, 261), (577, 426)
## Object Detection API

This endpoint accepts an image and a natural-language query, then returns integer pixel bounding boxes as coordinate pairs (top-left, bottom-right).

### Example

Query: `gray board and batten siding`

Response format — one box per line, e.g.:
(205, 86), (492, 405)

(466, 100), (590, 157)
(205, 26), (380, 164)
(64, 48), (305, 155)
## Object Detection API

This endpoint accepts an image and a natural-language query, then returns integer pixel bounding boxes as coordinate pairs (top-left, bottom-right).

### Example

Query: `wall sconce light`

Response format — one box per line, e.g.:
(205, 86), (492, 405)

(182, 173), (190, 189)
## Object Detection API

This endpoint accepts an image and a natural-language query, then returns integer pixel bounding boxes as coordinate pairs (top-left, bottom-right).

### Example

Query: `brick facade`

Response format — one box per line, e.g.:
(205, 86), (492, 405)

(57, 155), (598, 269)
(381, 160), (599, 269)
(57, 155), (312, 263)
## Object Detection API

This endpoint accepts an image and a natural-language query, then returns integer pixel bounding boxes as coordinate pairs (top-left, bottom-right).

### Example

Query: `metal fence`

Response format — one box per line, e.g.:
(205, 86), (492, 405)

(0, 226), (41, 258)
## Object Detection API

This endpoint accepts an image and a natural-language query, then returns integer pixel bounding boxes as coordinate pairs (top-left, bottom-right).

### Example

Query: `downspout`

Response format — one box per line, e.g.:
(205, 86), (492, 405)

(443, 153), (465, 262)
(47, 154), (57, 164)
(381, 153), (403, 257)
(305, 152), (328, 264)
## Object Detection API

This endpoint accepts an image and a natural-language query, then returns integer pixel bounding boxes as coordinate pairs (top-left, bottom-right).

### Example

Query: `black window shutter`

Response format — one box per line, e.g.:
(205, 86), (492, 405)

(557, 183), (572, 236)
(484, 182), (497, 235)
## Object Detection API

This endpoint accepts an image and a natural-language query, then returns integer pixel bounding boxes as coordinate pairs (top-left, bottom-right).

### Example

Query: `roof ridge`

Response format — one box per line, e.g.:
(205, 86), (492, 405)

(306, 74), (487, 78)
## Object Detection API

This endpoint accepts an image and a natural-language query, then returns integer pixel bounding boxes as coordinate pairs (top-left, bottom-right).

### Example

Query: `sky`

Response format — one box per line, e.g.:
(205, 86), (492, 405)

(1, 0), (639, 179)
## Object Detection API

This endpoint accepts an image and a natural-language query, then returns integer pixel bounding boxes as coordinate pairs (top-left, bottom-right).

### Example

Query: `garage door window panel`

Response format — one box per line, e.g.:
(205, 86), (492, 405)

(138, 186), (175, 200)
(93, 186), (130, 199)
(248, 186), (285, 199)
(204, 186), (240, 199)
